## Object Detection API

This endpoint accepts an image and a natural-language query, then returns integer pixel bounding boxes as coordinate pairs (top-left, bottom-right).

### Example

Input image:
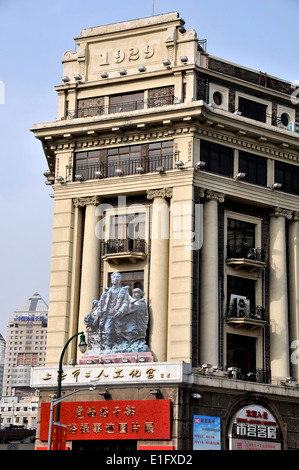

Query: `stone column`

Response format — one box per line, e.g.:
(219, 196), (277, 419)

(147, 188), (172, 362)
(199, 190), (224, 367)
(67, 201), (84, 363)
(288, 212), (299, 380)
(269, 207), (292, 382)
(75, 196), (101, 342)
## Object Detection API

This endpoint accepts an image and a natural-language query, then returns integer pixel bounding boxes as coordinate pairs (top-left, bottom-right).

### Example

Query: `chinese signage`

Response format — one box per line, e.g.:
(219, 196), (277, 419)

(31, 362), (191, 389)
(40, 400), (170, 441)
(193, 416), (221, 450)
(229, 405), (281, 450)
(16, 315), (45, 322)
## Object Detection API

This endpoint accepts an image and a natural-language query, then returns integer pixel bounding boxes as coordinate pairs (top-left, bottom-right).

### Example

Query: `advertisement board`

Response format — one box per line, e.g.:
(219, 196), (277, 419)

(229, 404), (281, 450)
(193, 415), (221, 450)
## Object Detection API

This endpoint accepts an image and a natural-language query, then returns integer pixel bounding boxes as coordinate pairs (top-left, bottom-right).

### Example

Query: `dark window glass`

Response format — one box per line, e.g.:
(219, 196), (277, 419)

(239, 151), (267, 186)
(227, 218), (256, 253)
(275, 161), (299, 195)
(200, 140), (234, 177)
(239, 97), (267, 123)
(227, 333), (256, 377)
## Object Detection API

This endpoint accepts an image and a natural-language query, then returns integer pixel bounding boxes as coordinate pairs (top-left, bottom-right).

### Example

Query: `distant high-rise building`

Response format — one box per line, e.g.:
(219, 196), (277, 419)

(2, 293), (48, 397)
(0, 334), (5, 398)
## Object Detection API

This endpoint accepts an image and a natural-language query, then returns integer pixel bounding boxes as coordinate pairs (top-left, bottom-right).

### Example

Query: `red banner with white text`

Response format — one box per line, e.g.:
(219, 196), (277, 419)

(40, 399), (171, 441)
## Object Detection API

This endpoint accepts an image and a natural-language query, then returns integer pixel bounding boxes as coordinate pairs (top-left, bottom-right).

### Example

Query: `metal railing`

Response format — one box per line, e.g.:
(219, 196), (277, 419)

(103, 238), (146, 255)
(227, 244), (266, 263)
(227, 305), (266, 322)
(74, 153), (174, 180)
(234, 108), (284, 127)
(67, 95), (179, 119)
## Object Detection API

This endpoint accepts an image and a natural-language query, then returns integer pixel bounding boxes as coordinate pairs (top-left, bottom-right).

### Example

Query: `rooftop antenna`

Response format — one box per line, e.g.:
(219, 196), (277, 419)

(152, 0), (154, 16)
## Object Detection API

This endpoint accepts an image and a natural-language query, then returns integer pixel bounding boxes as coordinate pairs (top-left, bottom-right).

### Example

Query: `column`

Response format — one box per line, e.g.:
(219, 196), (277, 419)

(199, 190), (224, 366)
(147, 188), (172, 362)
(269, 207), (292, 381)
(68, 201), (84, 363)
(76, 196), (101, 345)
(288, 212), (299, 380)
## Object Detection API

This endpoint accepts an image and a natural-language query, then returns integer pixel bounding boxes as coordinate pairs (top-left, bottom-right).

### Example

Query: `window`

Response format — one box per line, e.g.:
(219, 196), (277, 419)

(74, 141), (174, 180)
(77, 97), (105, 117)
(227, 218), (256, 258)
(148, 141), (173, 171)
(109, 271), (144, 295)
(106, 213), (146, 253)
(239, 151), (267, 187)
(227, 334), (256, 379)
(148, 86), (174, 107)
(109, 92), (144, 113)
(74, 149), (102, 180)
(107, 145), (142, 176)
(200, 140), (234, 177)
(275, 161), (299, 195)
(238, 97), (267, 123)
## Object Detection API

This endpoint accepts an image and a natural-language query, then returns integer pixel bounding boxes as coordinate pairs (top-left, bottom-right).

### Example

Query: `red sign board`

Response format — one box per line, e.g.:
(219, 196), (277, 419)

(40, 399), (171, 441)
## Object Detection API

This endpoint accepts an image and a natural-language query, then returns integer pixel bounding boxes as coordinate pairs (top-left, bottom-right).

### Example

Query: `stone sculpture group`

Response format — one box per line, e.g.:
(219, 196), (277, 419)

(83, 272), (150, 356)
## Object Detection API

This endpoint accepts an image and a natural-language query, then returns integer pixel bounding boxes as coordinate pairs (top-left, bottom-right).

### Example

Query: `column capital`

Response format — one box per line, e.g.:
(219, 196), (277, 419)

(146, 187), (173, 200)
(270, 207), (292, 219)
(73, 196), (101, 208)
(205, 189), (225, 203)
(293, 211), (299, 221)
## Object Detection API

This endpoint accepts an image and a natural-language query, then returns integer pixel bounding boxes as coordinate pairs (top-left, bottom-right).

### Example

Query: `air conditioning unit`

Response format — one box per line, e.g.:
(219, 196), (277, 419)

(234, 297), (250, 317)
(289, 121), (299, 133)
(228, 294), (250, 317)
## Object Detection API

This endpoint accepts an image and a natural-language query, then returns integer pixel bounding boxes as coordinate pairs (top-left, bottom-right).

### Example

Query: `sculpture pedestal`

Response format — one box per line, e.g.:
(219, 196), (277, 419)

(79, 351), (154, 365)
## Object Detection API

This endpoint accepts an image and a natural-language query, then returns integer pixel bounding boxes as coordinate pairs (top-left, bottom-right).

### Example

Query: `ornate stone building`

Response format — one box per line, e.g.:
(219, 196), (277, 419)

(31, 13), (299, 450)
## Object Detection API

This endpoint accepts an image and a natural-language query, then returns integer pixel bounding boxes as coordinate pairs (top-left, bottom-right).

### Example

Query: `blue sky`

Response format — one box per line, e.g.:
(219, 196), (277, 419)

(0, 0), (298, 336)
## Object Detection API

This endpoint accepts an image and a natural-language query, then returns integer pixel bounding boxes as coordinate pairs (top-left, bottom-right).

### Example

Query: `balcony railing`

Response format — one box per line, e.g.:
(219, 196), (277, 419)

(227, 305), (266, 322)
(227, 245), (266, 263)
(67, 95), (179, 119)
(103, 238), (146, 255)
(74, 154), (174, 181)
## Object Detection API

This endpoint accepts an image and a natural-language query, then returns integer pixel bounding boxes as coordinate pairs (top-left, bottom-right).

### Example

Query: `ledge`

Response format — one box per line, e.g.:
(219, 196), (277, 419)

(102, 251), (147, 264)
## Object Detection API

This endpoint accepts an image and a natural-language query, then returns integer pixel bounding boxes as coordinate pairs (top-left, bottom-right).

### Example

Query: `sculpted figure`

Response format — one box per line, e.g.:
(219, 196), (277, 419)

(84, 272), (150, 355)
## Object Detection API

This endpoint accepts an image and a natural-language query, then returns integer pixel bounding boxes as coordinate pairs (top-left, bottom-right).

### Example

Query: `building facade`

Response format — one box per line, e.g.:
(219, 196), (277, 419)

(31, 13), (299, 450)
(2, 293), (48, 397)
(0, 334), (5, 398)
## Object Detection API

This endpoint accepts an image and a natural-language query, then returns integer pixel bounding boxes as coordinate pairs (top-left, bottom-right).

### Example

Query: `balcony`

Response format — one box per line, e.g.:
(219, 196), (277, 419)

(102, 238), (147, 264)
(74, 153), (174, 181)
(226, 244), (267, 272)
(226, 297), (266, 330)
(67, 95), (179, 119)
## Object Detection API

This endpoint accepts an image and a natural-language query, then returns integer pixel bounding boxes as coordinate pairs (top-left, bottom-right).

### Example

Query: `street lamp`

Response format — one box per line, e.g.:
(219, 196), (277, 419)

(47, 331), (87, 450)
(56, 332), (87, 422)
